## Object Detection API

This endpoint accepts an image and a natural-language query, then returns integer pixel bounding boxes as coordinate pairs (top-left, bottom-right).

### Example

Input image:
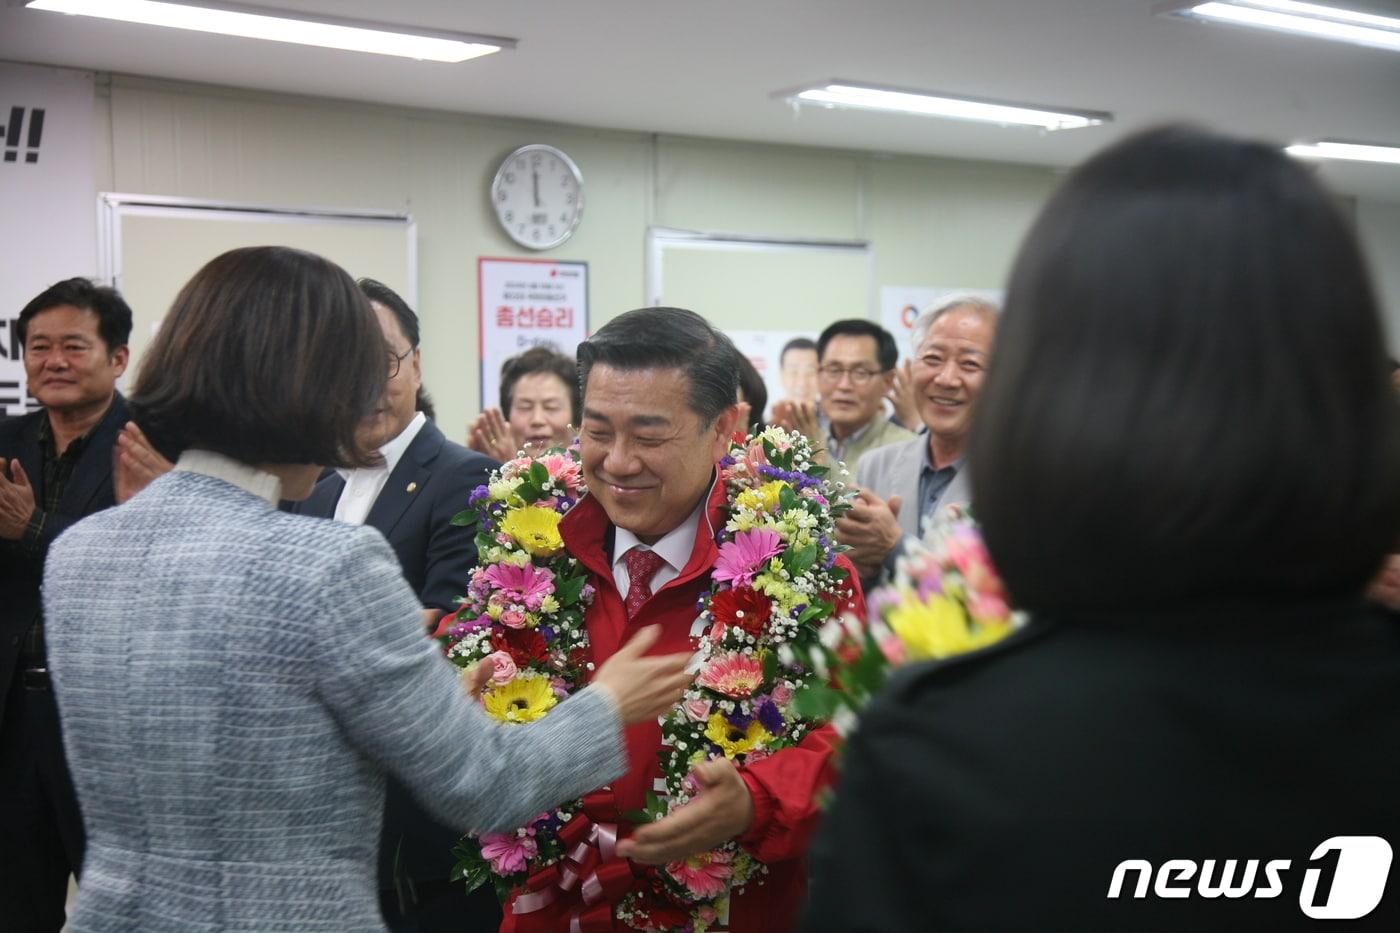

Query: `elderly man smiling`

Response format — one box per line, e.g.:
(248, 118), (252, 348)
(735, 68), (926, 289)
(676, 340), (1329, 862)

(837, 296), (998, 582)
(497, 306), (864, 933)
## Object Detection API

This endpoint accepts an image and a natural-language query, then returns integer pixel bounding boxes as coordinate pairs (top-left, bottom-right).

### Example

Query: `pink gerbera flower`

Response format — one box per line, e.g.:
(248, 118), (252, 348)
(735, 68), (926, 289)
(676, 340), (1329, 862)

(483, 563), (555, 610)
(697, 652), (765, 698)
(713, 529), (783, 587)
(666, 848), (733, 899)
(478, 830), (537, 875)
(539, 453), (585, 496)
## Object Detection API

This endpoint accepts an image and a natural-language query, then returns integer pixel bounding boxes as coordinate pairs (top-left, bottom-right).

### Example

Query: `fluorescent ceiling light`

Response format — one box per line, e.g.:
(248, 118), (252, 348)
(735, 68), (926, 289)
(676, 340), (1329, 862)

(1157, 1), (1400, 53)
(23, 0), (515, 62)
(1286, 140), (1400, 164)
(778, 81), (1110, 131)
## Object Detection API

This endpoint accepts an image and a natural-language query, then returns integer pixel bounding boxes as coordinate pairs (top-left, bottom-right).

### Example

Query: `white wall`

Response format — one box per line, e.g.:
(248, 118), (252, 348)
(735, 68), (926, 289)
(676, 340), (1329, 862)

(92, 74), (1058, 437)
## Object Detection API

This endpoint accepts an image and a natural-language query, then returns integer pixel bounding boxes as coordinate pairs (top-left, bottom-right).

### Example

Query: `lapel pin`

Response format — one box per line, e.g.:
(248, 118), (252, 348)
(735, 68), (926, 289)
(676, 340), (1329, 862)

(406, 482), (418, 493)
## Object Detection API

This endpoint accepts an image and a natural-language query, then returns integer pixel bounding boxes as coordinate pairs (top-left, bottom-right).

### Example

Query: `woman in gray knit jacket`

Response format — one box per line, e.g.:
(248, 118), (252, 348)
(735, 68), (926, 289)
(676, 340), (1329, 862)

(42, 246), (691, 933)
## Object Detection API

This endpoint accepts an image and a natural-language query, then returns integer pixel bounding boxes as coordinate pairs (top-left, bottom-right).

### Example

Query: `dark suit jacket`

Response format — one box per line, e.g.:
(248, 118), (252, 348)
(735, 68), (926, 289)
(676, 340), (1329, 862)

(0, 394), (128, 723)
(291, 419), (495, 612)
(807, 599), (1400, 932)
(290, 418), (496, 890)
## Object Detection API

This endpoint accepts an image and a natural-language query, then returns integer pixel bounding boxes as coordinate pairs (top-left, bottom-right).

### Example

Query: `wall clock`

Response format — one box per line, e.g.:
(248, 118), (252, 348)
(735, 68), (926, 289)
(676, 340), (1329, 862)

(491, 144), (584, 250)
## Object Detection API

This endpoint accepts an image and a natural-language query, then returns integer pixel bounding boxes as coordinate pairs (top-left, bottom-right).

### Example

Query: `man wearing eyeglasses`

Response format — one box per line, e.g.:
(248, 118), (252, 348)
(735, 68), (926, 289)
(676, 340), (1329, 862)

(289, 278), (500, 933)
(773, 319), (913, 479)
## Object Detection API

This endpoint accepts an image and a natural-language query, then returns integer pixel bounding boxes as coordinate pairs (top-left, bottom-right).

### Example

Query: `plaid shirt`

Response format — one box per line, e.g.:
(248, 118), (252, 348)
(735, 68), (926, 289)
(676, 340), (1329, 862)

(19, 413), (98, 669)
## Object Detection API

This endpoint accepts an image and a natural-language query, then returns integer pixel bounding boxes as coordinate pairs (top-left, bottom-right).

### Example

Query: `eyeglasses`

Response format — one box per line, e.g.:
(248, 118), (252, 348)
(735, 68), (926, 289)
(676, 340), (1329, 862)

(388, 346), (414, 378)
(817, 364), (883, 386)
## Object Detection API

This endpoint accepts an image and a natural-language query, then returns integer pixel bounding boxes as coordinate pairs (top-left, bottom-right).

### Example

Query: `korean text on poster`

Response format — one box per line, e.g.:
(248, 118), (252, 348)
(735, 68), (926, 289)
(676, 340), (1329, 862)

(478, 257), (588, 413)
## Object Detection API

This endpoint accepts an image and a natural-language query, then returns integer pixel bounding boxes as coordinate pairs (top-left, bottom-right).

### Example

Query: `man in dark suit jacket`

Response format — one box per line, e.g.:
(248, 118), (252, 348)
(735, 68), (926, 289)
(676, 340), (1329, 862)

(290, 279), (499, 932)
(0, 278), (133, 931)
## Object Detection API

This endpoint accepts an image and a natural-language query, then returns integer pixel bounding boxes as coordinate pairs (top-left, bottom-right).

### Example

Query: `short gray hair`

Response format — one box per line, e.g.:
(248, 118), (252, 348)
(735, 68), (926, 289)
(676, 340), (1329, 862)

(910, 294), (1000, 353)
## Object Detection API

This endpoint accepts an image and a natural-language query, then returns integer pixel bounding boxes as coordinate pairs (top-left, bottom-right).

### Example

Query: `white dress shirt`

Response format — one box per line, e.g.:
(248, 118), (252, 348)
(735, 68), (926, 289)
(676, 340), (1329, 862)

(333, 411), (427, 525)
(611, 502), (704, 600)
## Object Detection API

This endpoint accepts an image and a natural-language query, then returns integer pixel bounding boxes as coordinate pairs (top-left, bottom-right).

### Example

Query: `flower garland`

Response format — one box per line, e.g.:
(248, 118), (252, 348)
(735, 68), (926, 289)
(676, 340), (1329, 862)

(441, 449), (595, 903)
(441, 428), (854, 931)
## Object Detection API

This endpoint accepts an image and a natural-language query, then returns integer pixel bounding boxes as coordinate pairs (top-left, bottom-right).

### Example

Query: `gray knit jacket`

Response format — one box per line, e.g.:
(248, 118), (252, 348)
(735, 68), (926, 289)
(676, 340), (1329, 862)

(44, 460), (623, 932)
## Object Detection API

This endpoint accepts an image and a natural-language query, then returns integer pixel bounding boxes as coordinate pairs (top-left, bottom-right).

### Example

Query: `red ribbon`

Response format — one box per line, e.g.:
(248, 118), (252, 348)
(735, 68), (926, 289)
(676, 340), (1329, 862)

(568, 902), (618, 933)
(513, 790), (641, 924)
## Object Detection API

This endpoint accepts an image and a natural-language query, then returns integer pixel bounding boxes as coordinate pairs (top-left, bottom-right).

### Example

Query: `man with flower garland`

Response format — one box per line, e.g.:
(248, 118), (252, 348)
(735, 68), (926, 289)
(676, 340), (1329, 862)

(497, 307), (864, 933)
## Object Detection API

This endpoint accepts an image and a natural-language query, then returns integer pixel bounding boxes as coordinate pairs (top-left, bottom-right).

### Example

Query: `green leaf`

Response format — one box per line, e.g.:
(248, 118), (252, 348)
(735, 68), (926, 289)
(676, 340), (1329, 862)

(778, 485), (799, 513)
(791, 682), (843, 720)
(762, 648), (779, 683)
(516, 484), (542, 505)
(451, 508), (479, 528)
(797, 599), (834, 626)
(788, 543), (818, 577)
(530, 460), (550, 487)
(554, 573), (585, 606)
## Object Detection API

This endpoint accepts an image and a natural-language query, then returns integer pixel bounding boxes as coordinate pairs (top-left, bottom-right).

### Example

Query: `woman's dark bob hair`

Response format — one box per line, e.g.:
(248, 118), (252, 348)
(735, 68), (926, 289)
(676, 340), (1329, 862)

(131, 246), (386, 468)
(969, 125), (1400, 611)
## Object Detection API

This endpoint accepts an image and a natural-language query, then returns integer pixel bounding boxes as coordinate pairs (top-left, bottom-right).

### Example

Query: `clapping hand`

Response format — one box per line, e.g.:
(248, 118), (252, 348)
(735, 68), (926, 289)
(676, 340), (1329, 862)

(466, 408), (518, 462)
(0, 458), (36, 541)
(114, 423), (174, 504)
(886, 360), (918, 430)
(770, 398), (821, 444)
(835, 488), (904, 581)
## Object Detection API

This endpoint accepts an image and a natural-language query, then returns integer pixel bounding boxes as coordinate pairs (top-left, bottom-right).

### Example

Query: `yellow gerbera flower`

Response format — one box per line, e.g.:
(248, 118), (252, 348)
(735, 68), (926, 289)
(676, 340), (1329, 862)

(500, 506), (564, 557)
(736, 480), (788, 515)
(704, 712), (772, 759)
(886, 591), (1011, 662)
(483, 674), (558, 724)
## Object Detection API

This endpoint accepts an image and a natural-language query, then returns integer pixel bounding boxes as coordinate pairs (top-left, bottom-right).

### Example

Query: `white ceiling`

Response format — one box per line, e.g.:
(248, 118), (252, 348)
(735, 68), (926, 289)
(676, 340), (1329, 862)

(3, 0), (1400, 200)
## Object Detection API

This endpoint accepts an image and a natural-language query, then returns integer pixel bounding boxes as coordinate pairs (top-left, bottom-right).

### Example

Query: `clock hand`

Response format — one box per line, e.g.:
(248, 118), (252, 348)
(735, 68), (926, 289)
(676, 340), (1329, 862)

(532, 171), (541, 208)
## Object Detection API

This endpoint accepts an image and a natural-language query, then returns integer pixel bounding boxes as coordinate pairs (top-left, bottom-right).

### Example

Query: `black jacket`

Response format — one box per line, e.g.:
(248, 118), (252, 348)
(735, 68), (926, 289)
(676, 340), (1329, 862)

(805, 600), (1400, 931)
(0, 394), (127, 720)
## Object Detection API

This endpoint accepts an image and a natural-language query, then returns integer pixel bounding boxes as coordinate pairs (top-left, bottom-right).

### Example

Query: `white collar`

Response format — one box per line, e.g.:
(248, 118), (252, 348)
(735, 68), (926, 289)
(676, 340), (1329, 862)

(338, 411), (427, 481)
(613, 499), (705, 576)
(175, 449), (282, 505)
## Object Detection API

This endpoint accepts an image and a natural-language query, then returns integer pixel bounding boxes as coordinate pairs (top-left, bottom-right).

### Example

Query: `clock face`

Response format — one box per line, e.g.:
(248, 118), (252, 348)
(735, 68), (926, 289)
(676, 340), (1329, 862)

(491, 145), (584, 250)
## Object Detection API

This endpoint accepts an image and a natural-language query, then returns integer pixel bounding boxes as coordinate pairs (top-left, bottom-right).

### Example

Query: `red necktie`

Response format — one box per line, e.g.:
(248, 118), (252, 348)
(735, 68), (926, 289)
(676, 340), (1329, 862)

(622, 547), (667, 620)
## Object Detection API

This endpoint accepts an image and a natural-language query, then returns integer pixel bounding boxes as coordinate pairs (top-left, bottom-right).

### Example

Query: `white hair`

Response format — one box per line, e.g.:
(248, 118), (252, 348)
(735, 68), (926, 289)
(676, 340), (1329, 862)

(910, 294), (999, 353)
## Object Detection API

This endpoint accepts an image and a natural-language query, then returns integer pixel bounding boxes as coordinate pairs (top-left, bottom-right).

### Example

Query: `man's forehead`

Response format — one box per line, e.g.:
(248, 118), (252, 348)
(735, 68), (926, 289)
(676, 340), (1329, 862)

(920, 312), (995, 355)
(25, 305), (101, 339)
(822, 334), (879, 362)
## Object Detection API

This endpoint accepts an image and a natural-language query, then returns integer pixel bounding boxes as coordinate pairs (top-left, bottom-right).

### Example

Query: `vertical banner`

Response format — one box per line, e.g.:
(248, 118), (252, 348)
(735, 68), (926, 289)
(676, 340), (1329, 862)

(880, 286), (1002, 360)
(478, 257), (589, 413)
(0, 63), (96, 417)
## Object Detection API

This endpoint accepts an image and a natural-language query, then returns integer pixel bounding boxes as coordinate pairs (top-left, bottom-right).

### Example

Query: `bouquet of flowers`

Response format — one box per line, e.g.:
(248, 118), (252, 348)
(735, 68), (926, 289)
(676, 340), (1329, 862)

(791, 512), (1021, 734)
(440, 447), (595, 902)
(616, 426), (857, 930)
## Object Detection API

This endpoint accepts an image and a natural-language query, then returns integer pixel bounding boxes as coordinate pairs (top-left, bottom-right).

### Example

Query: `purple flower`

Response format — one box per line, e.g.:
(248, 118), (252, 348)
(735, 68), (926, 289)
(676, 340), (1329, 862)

(725, 708), (754, 730)
(755, 696), (785, 735)
(757, 465), (823, 490)
(469, 485), (491, 506)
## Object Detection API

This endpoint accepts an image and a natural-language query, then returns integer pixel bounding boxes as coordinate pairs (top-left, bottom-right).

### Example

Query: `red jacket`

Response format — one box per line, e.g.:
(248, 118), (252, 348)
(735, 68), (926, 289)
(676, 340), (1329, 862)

(501, 475), (865, 932)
